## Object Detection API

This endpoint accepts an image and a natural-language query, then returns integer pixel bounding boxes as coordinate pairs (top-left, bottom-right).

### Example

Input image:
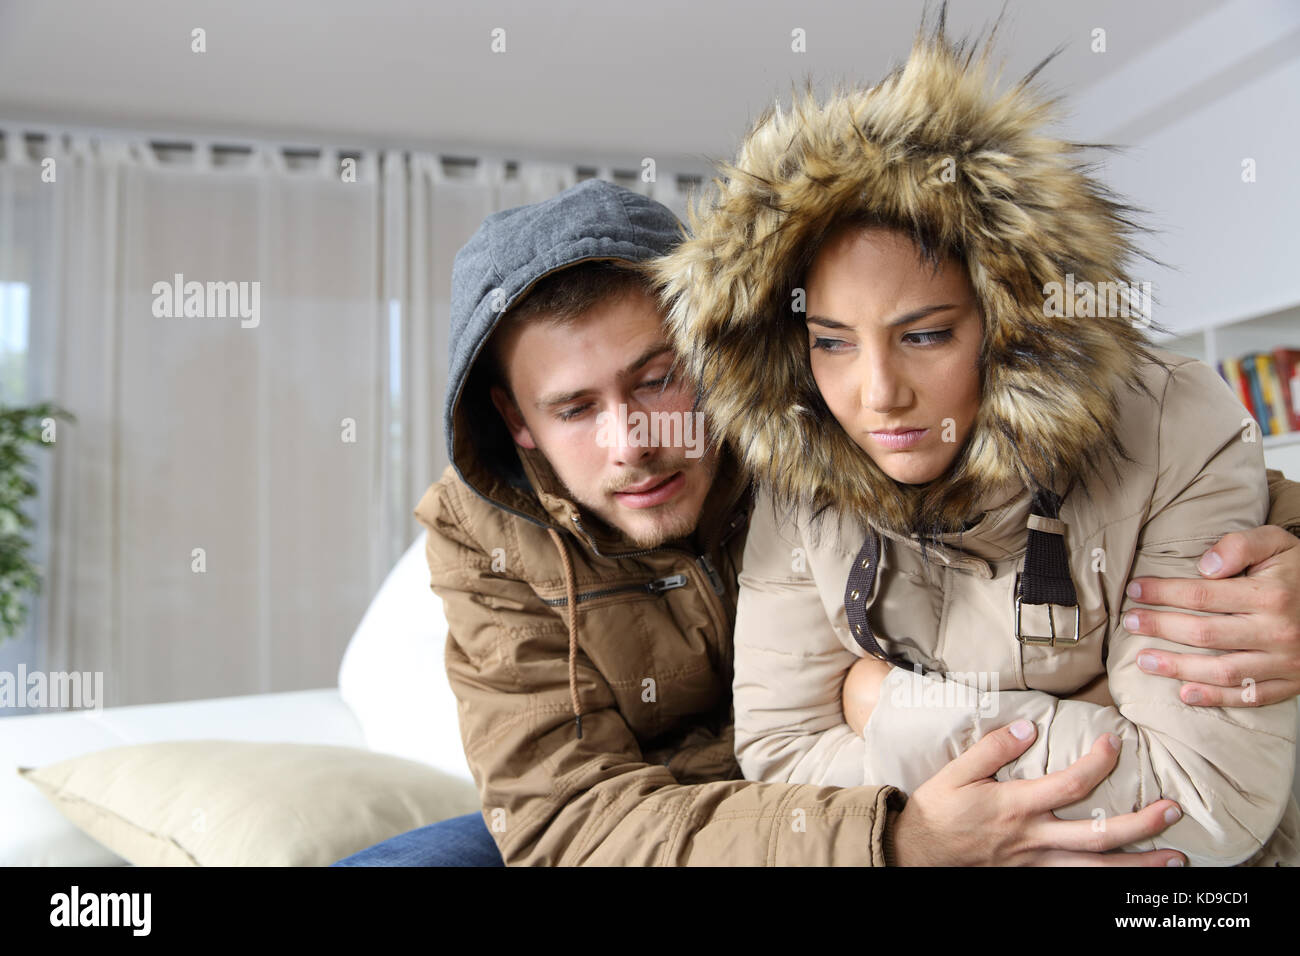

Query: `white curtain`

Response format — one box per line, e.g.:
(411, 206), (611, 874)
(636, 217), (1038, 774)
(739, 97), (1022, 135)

(0, 127), (696, 708)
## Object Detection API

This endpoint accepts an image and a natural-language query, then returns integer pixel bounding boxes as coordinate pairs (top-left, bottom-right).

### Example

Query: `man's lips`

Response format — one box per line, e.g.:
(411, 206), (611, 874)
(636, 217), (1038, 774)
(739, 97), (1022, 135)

(613, 471), (685, 508)
(619, 473), (676, 494)
(868, 427), (929, 450)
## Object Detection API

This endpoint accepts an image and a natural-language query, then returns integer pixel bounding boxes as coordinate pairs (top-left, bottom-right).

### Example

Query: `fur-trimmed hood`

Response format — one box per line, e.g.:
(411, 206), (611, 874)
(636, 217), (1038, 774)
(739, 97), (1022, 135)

(647, 12), (1158, 537)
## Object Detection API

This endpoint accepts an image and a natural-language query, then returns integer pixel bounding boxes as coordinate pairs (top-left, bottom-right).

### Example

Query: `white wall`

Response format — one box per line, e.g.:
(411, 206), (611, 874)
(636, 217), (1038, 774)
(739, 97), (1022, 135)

(1067, 0), (1300, 334)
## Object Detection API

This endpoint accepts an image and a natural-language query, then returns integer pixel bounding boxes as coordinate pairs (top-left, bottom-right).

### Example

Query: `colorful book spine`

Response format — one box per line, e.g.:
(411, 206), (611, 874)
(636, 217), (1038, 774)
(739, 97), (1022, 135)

(1221, 357), (1251, 418)
(1261, 354), (1288, 435)
(1216, 356), (1248, 416)
(1241, 354), (1273, 434)
(1273, 347), (1300, 432)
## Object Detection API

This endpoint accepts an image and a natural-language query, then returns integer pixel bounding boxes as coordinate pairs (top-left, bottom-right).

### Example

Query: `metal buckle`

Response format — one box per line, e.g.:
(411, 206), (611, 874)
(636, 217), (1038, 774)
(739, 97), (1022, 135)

(1014, 594), (1081, 646)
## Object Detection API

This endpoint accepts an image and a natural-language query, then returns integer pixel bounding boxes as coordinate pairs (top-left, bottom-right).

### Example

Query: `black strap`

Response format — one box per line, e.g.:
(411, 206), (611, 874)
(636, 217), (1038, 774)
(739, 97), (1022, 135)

(1018, 488), (1078, 607)
(847, 489), (1079, 659)
(844, 532), (894, 662)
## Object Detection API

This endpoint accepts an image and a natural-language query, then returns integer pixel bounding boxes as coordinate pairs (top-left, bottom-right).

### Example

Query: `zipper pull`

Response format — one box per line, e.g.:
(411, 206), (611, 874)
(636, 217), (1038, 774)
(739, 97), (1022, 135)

(697, 555), (725, 596)
(646, 573), (688, 595)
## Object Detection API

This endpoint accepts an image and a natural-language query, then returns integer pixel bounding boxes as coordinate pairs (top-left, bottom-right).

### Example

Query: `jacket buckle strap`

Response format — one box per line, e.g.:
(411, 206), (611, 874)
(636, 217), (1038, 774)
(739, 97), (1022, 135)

(845, 532), (909, 665)
(1014, 593), (1081, 646)
(1015, 488), (1081, 648)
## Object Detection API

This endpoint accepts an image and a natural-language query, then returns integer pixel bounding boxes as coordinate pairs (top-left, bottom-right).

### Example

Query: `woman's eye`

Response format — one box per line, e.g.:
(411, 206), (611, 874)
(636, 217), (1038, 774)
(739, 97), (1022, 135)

(904, 329), (953, 346)
(640, 372), (674, 390)
(810, 337), (849, 352)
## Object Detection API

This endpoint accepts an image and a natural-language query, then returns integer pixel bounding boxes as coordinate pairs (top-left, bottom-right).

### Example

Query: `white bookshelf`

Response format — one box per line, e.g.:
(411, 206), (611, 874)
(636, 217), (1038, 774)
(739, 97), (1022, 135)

(1156, 304), (1300, 477)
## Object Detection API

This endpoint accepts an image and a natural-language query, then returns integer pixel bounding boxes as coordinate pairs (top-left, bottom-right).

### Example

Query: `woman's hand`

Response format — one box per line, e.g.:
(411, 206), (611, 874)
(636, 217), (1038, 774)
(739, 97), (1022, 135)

(841, 655), (895, 734)
(1125, 525), (1300, 707)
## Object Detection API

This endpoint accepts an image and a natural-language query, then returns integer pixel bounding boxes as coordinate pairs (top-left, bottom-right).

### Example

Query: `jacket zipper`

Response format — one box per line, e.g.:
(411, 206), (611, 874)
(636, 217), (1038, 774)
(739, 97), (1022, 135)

(565, 511), (740, 631)
(541, 573), (688, 608)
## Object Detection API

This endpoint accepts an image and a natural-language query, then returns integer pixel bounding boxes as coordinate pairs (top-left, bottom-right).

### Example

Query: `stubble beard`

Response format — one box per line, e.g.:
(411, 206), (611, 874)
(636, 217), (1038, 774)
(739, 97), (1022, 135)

(574, 447), (721, 549)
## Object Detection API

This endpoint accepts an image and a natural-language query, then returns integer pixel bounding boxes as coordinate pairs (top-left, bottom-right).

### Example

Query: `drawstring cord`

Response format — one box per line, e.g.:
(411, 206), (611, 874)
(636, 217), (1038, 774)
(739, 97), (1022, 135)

(546, 528), (584, 739)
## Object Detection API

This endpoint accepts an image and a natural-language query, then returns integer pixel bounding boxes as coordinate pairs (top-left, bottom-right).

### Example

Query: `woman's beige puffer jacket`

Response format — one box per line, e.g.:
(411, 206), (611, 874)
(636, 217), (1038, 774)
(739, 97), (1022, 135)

(646, 18), (1300, 865)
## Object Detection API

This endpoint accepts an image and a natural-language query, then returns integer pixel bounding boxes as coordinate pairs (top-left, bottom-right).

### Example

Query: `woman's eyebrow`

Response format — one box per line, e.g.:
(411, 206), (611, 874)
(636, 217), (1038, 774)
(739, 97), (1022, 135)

(886, 304), (957, 327)
(806, 304), (958, 330)
(805, 315), (853, 330)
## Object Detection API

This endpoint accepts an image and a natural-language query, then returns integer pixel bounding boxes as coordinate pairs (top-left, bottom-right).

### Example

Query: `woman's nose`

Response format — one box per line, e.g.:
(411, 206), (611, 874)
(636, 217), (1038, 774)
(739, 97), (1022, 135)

(860, 353), (909, 413)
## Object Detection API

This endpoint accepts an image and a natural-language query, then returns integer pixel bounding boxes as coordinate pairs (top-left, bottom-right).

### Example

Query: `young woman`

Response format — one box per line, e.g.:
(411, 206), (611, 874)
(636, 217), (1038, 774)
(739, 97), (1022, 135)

(647, 23), (1300, 865)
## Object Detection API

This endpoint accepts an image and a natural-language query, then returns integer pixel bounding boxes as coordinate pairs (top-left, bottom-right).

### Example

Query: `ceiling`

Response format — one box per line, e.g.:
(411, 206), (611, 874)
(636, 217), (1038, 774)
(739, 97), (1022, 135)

(0, 0), (1226, 172)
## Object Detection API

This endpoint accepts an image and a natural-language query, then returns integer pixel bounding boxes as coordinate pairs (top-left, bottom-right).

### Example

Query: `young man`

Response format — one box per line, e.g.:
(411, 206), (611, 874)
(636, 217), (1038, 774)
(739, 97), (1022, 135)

(335, 180), (1300, 866)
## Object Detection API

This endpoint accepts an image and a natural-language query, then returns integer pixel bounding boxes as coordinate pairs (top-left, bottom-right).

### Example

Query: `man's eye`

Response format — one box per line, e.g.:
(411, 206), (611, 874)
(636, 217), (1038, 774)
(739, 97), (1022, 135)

(904, 329), (954, 346)
(557, 405), (590, 421)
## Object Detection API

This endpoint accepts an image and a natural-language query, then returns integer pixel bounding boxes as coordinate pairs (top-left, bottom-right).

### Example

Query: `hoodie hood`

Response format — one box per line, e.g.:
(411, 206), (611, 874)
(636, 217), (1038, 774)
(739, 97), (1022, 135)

(446, 178), (688, 527)
(647, 13), (1158, 537)
(444, 180), (742, 742)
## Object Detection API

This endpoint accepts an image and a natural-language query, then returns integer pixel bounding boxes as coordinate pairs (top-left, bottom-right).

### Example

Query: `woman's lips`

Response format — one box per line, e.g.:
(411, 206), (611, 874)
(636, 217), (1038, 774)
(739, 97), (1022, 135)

(614, 471), (685, 509)
(869, 428), (929, 451)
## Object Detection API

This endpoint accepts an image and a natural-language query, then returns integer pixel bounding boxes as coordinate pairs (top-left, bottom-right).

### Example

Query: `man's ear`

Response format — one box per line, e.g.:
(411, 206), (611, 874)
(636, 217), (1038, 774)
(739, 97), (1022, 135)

(490, 384), (537, 449)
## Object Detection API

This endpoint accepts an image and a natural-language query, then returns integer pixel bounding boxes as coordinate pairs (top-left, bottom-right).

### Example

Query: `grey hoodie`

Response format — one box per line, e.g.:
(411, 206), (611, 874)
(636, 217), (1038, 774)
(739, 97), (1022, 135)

(445, 178), (686, 514)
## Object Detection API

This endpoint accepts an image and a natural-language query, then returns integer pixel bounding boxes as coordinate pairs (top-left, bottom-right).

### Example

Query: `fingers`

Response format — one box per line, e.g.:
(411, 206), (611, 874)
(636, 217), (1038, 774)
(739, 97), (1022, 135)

(1028, 798), (1183, 854)
(1124, 606), (1260, 650)
(1196, 526), (1297, 578)
(1015, 733), (1119, 815)
(1039, 848), (1187, 867)
(935, 719), (1037, 787)
(1135, 646), (1272, 684)
(1174, 677), (1300, 708)
(1125, 575), (1263, 615)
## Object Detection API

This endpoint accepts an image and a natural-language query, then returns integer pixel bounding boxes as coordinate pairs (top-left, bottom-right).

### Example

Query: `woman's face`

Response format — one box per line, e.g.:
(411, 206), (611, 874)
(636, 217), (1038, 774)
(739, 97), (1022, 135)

(805, 225), (983, 485)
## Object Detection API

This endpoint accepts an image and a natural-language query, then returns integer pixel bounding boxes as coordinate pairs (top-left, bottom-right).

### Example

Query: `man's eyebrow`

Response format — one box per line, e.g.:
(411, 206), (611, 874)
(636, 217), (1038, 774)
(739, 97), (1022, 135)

(806, 304), (958, 330)
(535, 388), (589, 410)
(534, 343), (674, 410)
(623, 343), (673, 375)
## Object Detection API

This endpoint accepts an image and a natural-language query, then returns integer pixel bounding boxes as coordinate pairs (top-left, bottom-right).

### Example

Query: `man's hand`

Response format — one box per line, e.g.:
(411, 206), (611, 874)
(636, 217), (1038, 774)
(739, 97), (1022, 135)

(892, 720), (1186, 866)
(842, 655), (894, 735)
(1125, 525), (1300, 707)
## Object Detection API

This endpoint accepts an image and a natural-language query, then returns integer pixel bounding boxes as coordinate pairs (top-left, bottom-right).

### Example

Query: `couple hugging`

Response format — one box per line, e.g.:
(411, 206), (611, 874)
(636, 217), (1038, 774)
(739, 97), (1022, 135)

(336, 20), (1300, 867)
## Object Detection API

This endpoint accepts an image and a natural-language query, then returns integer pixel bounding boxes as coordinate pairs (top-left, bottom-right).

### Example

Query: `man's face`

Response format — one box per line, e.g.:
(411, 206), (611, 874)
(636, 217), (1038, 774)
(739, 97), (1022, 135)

(489, 288), (720, 547)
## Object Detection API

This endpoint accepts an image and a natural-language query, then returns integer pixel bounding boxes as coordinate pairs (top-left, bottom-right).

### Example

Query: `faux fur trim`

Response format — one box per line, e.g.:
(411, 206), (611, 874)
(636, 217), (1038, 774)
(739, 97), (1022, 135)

(647, 8), (1158, 537)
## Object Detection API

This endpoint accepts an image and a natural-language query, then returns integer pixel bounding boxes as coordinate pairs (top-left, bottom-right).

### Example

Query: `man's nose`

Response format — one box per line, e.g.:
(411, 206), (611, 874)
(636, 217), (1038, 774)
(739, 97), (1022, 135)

(611, 400), (656, 465)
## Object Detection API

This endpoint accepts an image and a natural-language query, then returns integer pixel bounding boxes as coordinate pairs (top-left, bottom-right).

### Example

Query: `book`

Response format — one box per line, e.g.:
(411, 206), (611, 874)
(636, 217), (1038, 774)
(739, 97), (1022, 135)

(1261, 354), (1289, 434)
(1273, 347), (1300, 432)
(1221, 357), (1252, 419)
(1241, 354), (1274, 434)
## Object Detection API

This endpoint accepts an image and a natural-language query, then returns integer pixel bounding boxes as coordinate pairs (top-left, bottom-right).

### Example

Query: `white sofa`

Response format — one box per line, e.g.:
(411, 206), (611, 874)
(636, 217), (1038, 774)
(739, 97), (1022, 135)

(0, 534), (474, 866)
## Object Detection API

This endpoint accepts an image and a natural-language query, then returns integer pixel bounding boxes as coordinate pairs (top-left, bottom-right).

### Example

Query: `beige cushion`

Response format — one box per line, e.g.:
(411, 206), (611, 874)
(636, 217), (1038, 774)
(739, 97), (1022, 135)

(17, 740), (482, 866)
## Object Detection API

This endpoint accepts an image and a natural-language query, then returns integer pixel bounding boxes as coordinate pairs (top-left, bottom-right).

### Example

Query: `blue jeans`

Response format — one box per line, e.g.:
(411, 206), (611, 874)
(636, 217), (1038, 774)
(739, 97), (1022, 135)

(331, 812), (504, 867)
